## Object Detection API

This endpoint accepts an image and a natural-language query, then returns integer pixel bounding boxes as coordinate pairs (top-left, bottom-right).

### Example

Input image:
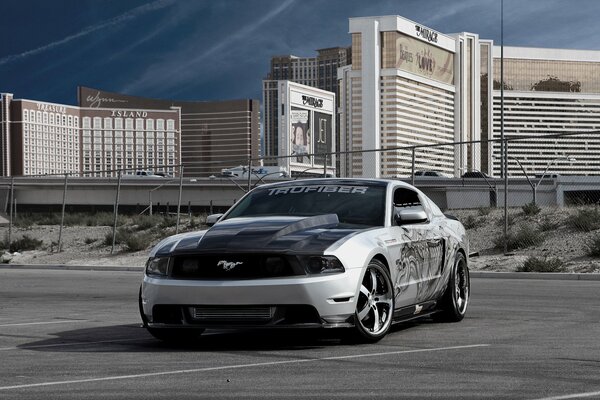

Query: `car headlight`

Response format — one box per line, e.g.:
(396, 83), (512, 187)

(305, 256), (345, 274)
(146, 256), (171, 277)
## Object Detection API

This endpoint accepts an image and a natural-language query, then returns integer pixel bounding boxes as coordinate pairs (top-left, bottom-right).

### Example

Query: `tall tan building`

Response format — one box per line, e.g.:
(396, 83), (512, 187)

(339, 15), (480, 178)
(78, 87), (260, 177)
(341, 14), (600, 178)
(481, 45), (600, 177)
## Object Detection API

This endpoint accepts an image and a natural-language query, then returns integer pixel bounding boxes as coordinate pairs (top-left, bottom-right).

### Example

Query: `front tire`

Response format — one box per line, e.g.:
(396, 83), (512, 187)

(435, 252), (470, 322)
(353, 259), (394, 342)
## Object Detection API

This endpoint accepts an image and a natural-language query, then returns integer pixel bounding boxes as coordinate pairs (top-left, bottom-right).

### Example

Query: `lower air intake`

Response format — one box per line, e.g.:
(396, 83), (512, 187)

(190, 306), (275, 322)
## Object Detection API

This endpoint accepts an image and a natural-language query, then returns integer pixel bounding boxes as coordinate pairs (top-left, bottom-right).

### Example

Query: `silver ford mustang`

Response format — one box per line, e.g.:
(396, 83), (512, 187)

(139, 178), (470, 342)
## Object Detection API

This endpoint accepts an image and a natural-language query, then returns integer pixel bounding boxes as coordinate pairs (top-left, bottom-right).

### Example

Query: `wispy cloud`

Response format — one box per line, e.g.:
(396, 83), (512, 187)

(122, 0), (296, 95)
(0, 0), (175, 67)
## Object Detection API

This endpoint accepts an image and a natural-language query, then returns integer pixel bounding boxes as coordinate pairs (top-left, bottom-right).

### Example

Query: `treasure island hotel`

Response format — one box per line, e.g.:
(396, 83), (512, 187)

(336, 15), (600, 177)
(0, 87), (259, 177)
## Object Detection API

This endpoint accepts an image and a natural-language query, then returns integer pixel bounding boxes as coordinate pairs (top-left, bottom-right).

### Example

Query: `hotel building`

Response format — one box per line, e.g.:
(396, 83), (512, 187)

(339, 15), (600, 178)
(339, 16), (479, 178)
(483, 45), (600, 177)
(0, 93), (180, 177)
(263, 47), (351, 162)
(78, 87), (260, 177)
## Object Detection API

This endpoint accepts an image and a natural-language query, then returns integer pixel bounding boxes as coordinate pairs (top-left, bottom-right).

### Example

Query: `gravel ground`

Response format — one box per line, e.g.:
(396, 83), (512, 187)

(2, 206), (600, 273)
(452, 207), (600, 273)
(0, 225), (150, 267)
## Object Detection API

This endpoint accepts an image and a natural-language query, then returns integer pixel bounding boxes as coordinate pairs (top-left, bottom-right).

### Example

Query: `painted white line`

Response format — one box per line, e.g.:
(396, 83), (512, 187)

(0, 320), (86, 327)
(0, 343), (489, 391)
(534, 391), (600, 400)
(0, 338), (141, 351)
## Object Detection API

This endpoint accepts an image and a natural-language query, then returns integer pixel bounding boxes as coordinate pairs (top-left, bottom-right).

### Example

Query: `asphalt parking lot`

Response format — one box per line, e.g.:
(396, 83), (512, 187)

(1, 268), (599, 399)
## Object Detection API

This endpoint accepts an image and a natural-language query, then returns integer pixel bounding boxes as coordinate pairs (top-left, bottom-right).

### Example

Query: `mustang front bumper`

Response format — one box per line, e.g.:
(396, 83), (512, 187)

(141, 267), (364, 329)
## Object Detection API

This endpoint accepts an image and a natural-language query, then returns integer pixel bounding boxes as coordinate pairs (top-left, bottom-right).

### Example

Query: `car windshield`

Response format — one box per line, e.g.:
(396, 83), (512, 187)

(224, 183), (386, 227)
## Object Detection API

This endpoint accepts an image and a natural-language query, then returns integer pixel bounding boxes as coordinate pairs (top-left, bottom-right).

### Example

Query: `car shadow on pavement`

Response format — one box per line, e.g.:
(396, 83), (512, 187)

(17, 321), (421, 353)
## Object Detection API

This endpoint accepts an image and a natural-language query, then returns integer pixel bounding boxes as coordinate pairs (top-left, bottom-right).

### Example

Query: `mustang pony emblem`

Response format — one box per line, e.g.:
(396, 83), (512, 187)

(217, 260), (243, 271)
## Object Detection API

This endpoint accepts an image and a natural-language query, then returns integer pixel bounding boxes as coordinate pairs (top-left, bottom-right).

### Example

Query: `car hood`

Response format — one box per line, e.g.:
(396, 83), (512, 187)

(159, 214), (366, 256)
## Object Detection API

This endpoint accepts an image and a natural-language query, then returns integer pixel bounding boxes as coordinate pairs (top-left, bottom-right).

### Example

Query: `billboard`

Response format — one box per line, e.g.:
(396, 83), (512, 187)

(391, 32), (454, 85)
(279, 82), (335, 176)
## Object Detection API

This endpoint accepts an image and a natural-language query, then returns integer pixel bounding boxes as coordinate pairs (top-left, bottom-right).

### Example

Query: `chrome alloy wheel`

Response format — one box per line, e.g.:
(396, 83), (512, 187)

(454, 255), (469, 316)
(355, 260), (394, 340)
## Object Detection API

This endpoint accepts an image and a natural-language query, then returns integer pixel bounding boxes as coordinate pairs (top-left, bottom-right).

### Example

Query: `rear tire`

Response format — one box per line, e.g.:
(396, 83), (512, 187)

(353, 259), (394, 342)
(435, 252), (469, 322)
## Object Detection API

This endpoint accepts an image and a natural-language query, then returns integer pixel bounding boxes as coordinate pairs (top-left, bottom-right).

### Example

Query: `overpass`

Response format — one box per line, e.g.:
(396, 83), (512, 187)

(1, 176), (599, 214)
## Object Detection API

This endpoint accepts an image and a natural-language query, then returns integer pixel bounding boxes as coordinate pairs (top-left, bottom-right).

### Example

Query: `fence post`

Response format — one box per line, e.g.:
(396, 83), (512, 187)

(323, 154), (327, 177)
(503, 138), (509, 254)
(209, 200), (213, 215)
(247, 159), (252, 192)
(111, 170), (122, 255)
(57, 173), (68, 253)
(176, 165), (184, 234)
(411, 147), (416, 186)
(8, 176), (14, 245)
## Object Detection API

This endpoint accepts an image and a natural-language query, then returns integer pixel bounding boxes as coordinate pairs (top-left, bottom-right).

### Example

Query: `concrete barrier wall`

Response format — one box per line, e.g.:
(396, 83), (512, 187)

(1, 176), (599, 212)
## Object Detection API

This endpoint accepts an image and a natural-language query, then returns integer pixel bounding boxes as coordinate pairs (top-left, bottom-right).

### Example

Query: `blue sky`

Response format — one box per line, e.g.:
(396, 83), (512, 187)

(1, 0), (599, 105)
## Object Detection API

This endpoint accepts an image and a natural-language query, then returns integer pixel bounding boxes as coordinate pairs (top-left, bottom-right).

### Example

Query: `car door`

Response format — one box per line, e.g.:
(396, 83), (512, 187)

(387, 187), (425, 310)
(389, 187), (445, 308)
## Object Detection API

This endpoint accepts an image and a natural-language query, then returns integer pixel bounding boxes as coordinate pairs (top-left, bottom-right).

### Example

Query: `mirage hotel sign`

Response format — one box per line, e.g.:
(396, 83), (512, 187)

(415, 25), (438, 43)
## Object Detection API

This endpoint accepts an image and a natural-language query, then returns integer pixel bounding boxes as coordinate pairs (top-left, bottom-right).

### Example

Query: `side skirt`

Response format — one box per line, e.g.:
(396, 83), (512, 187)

(392, 300), (437, 323)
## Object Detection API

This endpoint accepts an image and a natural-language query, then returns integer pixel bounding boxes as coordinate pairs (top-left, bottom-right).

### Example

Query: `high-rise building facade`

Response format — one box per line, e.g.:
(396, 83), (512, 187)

(339, 16), (480, 178)
(340, 14), (600, 178)
(78, 87), (260, 177)
(263, 47), (351, 162)
(0, 94), (180, 177)
(482, 46), (600, 177)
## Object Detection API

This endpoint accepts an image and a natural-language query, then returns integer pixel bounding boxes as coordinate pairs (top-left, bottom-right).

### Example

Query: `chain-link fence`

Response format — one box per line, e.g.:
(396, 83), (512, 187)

(1, 131), (599, 270)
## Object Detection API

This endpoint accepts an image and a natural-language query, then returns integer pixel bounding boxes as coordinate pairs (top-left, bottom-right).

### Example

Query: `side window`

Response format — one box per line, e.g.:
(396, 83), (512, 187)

(393, 187), (422, 207)
(393, 187), (427, 225)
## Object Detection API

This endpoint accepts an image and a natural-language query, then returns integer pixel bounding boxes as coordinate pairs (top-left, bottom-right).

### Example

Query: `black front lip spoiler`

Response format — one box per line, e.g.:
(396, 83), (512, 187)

(145, 321), (354, 329)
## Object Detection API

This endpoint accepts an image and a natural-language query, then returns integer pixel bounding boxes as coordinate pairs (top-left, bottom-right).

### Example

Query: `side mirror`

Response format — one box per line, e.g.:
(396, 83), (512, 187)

(394, 208), (428, 225)
(206, 213), (224, 227)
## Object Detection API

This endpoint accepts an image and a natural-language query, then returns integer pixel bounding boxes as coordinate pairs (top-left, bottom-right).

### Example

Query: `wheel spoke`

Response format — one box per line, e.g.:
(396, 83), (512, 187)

(360, 284), (370, 298)
(369, 270), (378, 295)
(377, 298), (393, 309)
(357, 303), (370, 321)
(371, 305), (380, 332)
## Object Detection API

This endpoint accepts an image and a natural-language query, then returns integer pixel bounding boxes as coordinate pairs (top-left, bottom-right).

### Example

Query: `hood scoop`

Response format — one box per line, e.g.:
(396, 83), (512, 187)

(271, 214), (339, 239)
(193, 214), (340, 253)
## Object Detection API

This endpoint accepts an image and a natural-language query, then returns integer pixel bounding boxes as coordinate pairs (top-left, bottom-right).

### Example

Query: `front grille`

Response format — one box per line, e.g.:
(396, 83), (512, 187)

(151, 304), (322, 326)
(190, 306), (275, 322)
(170, 254), (299, 279)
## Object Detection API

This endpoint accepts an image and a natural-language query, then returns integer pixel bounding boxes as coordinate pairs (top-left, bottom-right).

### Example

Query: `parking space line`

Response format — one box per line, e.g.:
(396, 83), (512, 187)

(534, 390), (600, 400)
(0, 320), (87, 327)
(0, 343), (489, 391)
(0, 338), (141, 351)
